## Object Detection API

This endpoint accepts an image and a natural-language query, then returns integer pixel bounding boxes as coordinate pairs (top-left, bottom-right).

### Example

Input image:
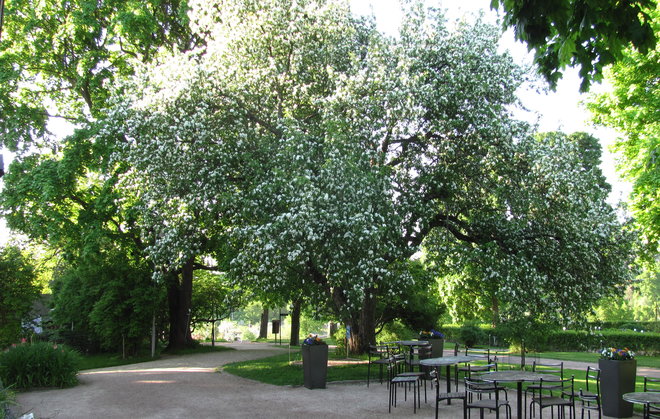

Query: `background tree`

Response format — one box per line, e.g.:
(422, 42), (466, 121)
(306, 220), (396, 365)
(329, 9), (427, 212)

(0, 0), (204, 352)
(491, 0), (657, 91)
(190, 271), (243, 346)
(588, 5), (659, 255)
(0, 245), (41, 348)
(50, 247), (162, 355)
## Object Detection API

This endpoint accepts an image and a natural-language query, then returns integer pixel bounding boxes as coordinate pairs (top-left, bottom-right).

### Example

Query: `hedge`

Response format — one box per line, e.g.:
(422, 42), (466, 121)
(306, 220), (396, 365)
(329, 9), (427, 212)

(439, 324), (660, 355)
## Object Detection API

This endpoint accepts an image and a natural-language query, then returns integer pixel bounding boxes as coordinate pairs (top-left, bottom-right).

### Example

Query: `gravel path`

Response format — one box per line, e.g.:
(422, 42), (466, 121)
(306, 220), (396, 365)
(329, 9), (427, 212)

(12, 342), (653, 418)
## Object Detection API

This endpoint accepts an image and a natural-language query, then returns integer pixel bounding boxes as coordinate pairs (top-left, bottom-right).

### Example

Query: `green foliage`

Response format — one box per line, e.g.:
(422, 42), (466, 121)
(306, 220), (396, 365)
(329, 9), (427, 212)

(458, 323), (488, 348)
(379, 260), (446, 332)
(491, 0), (657, 91)
(496, 318), (557, 351)
(0, 341), (80, 389)
(376, 321), (414, 344)
(191, 271), (243, 329)
(588, 6), (660, 255)
(0, 378), (15, 419)
(543, 329), (660, 355)
(0, 246), (41, 348)
(50, 250), (162, 354)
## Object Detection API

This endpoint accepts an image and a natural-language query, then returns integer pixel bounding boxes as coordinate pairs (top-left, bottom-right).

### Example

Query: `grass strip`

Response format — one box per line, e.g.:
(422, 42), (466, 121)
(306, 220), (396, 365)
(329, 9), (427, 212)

(79, 345), (234, 370)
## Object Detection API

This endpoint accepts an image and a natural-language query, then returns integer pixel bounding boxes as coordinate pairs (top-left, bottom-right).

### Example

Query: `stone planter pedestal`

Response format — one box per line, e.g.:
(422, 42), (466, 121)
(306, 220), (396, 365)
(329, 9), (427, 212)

(599, 358), (637, 418)
(302, 344), (328, 389)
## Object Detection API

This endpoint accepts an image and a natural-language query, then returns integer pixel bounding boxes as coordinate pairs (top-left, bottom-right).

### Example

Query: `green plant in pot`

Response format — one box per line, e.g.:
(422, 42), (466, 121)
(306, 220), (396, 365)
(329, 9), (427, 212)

(599, 347), (637, 418)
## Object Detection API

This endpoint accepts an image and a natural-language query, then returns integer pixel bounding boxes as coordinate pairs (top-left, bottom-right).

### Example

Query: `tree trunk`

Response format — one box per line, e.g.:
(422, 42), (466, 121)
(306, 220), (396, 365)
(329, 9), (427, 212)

(289, 299), (301, 346)
(491, 295), (499, 328)
(347, 289), (377, 354)
(166, 257), (195, 351)
(259, 307), (269, 339)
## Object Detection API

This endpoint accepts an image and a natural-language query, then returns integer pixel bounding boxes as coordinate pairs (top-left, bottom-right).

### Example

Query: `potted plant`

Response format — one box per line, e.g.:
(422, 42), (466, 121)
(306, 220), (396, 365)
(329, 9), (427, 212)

(419, 329), (444, 358)
(598, 347), (637, 418)
(301, 334), (328, 389)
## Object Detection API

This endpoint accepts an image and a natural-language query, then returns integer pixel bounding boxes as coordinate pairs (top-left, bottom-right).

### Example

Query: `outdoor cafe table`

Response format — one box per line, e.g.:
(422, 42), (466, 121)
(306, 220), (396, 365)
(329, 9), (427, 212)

(420, 355), (481, 399)
(622, 392), (660, 419)
(478, 370), (560, 419)
(395, 340), (429, 371)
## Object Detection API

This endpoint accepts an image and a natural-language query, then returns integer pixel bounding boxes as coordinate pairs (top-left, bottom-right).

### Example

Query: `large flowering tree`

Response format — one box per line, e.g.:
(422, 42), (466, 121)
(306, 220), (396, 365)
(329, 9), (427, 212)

(103, 0), (635, 353)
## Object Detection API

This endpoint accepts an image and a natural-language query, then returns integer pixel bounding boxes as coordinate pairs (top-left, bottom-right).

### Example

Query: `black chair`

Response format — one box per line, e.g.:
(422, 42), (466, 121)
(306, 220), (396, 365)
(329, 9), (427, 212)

(456, 347), (495, 389)
(578, 366), (600, 419)
(525, 361), (564, 417)
(367, 344), (391, 387)
(530, 376), (575, 419)
(389, 371), (421, 414)
(433, 375), (467, 419)
(644, 376), (660, 419)
(465, 377), (512, 419)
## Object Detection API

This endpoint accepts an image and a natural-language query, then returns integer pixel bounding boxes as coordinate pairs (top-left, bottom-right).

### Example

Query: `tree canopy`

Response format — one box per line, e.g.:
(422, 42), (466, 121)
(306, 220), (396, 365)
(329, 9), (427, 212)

(491, 0), (657, 91)
(101, 0), (635, 351)
(588, 5), (659, 256)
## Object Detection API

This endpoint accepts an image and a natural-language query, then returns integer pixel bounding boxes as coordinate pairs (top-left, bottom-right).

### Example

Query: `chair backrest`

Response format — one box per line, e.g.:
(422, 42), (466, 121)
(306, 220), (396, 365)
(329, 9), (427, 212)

(645, 376), (660, 392)
(465, 347), (492, 363)
(585, 366), (600, 394)
(465, 377), (503, 401)
(369, 344), (389, 360)
(417, 344), (433, 360)
(540, 375), (574, 398)
(532, 361), (564, 378)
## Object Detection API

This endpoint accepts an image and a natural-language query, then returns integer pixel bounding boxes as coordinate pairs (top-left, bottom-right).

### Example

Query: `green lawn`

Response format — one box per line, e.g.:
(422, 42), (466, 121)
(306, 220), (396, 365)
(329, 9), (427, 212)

(78, 344), (234, 370)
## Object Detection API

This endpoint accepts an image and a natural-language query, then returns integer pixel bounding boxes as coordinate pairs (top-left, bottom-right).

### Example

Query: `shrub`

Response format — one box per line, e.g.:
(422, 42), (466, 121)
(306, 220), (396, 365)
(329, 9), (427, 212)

(458, 323), (487, 347)
(0, 341), (80, 389)
(376, 321), (414, 344)
(0, 378), (15, 419)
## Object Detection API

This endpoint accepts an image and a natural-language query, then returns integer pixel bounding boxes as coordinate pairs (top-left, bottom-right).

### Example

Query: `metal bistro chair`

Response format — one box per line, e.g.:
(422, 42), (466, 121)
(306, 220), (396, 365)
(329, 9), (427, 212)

(644, 376), (660, 419)
(465, 377), (512, 419)
(577, 366), (600, 419)
(434, 372), (467, 419)
(525, 361), (564, 418)
(389, 359), (422, 414)
(367, 344), (391, 387)
(399, 343), (434, 403)
(456, 347), (495, 390)
(530, 376), (575, 419)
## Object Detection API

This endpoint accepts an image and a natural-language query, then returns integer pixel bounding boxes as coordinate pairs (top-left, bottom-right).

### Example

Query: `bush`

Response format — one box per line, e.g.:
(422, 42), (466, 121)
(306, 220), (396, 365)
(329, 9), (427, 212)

(376, 321), (414, 344)
(0, 341), (80, 389)
(0, 379), (14, 419)
(458, 323), (487, 347)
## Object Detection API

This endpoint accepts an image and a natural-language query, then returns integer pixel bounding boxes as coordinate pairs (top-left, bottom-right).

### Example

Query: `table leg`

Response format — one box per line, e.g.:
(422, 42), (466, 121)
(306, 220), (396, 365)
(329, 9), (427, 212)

(516, 381), (523, 419)
(446, 365), (452, 405)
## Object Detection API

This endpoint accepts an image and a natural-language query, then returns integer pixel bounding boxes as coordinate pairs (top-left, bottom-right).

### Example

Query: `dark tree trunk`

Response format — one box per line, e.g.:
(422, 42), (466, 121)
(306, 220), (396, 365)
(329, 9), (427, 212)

(491, 295), (499, 328)
(347, 289), (377, 354)
(166, 257), (195, 351)
(259, 307), (269, 339)
(289, 299), (301, 346)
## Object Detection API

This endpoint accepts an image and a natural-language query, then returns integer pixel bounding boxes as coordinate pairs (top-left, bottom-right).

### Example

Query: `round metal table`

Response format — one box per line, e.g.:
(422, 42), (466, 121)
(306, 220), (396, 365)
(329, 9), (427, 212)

(420, 355), (481, 400)
(478, 370), (560, 419)
(622, 392), (660, 419)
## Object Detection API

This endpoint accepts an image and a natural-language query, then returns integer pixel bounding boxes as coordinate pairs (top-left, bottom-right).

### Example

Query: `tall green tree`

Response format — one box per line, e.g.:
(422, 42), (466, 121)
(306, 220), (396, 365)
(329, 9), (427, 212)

(588, 5), (659, 256)
(0, 0), (204, 351)
(104, 0), (635, 353)
(491, 0), (657, 91)
(0, 245), (41, 348)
